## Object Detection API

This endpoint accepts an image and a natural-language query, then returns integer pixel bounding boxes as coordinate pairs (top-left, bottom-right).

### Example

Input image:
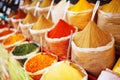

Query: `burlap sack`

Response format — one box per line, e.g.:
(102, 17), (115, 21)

(71, 36), (115, 77)
(29, 27), (53, 47)
(67, 10), (92, 30)
(19, 22), (34, 39)
(36, 7), (50, 18)
(11, 16), (23, 31)
(97, 10), (120, 47)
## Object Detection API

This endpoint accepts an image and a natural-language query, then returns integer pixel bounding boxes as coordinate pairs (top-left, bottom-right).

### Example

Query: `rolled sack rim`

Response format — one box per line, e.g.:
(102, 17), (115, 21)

(72, 34), (115, 52)
(98, 10), (120, 17)
(19, 22), (34, 28)
(67, 9), (93, 15)
(29, 25), (55, 34)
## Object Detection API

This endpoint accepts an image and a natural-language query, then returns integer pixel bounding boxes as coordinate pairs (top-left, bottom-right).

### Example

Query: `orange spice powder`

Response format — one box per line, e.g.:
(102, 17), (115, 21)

(0, 29), (14, 37)
(48, 19), (76, 38)
(3, 33), (25, 45)
(25, 53), (56, 73)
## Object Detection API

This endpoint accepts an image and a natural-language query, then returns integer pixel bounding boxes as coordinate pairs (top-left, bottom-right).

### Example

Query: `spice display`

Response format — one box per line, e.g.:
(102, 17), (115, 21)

(25, 52), (57, 73)
(7, 10), (18, 18)
(113, 58), (120, 74)
(73, 21), (111, 48)
(12, 42), (39, 56)
(14, 9), (26, 19)
(22, 12), (37, 24)
(69, 0), (94, 12)
(32, 15), (54, 30)
(41, 61), (87, 80)
(0, 44), (33, 80)
(22, 0), (32, 6)
(40, 0), (52, 8)
(48, 19), (76, 38)
(51, 0), (68, 23)
(101, 0), (120, 13)
(2, 33), (25, 46)
(30, 0), (38, 7)
(0, 29), (14, 37)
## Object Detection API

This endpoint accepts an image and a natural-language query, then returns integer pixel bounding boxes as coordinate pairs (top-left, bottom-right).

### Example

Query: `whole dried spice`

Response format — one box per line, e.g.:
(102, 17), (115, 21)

(25, 53), (56, 73)
(12, 43), (38, 56)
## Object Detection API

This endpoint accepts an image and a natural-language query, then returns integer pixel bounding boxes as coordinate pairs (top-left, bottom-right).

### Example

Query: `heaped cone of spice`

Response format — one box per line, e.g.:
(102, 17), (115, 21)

(19, 12), (38, 39)
(40, 61), (88, 80)
(74, 21), (111, 48)
(71, 20), (115, 76)
(40, 0), (52, 8)
(67, 0), (94, 30)
(51, 0), (68, 23)
(22, 0), (32, 6)
(36, 0), (52, 18)
(29, 15), (54, 45)
(45, 19), (77, 59)
(24, 52), (58, 80)
(11, 9), (26, 31)
(101, 0), (120, 13)
(97, 0), (120, 49)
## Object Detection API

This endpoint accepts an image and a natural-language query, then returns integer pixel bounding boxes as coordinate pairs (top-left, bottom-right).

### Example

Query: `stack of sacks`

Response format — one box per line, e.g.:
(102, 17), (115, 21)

(71, 20), (115, 76)
(67, 0), (94, 31)
(19, 12), (37, 39)
(40, 61), (88, 80)
(51, 0), (69, 23)
(29, 14), (54, 46)
(45, 19), (77, 59)
(11, 9), (26, 31)
(97, 0), (120, 50)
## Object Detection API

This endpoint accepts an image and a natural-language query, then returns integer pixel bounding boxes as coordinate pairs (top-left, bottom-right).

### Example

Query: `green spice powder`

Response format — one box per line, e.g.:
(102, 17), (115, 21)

(12, 43), (38, 56)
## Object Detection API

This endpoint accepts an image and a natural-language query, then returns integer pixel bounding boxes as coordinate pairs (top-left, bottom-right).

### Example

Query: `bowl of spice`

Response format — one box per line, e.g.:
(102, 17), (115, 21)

(10, 42), (39, 64)
(24, 52), (58, 80)
(2, 33), (26, 52)
(0, 28), (17, 41)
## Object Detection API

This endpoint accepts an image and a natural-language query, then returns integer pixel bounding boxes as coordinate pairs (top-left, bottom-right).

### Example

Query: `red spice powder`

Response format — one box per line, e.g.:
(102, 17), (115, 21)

(14, 9), (26, 19)
(48, 19), (76, 38)
(0, 24), (8, 28)
(0, 29), (14, 37)
(25, 53), (56, 73)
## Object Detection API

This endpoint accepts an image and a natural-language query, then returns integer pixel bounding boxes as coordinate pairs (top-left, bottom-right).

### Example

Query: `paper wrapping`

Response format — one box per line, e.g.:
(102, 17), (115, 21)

(97, 10), (120, 47)
(71, 37), (115, 76)
(67, 10), (92, 30)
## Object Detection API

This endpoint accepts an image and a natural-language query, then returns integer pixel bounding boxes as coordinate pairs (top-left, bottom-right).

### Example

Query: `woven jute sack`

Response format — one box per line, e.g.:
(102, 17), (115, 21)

(67, 10), (92, 30)
(97, 10), (120, 48)
(71, 36), (115, 77)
